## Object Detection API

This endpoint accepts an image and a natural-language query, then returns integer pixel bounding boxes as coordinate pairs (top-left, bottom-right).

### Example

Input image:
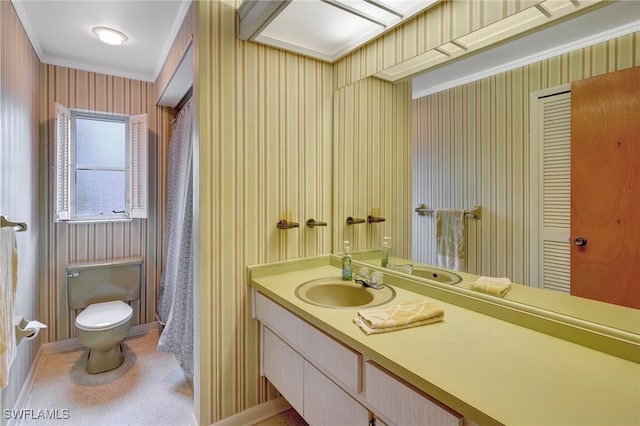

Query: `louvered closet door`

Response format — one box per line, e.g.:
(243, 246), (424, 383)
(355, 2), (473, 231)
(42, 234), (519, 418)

(538, 92), (571, 293)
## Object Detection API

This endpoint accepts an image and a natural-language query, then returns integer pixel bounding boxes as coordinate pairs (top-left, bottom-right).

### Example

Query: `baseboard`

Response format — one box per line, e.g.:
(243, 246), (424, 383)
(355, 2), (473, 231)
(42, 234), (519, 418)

(6, 347), (46, 426)
(41, 321), (161, 353)
(210, 397), (292, 426)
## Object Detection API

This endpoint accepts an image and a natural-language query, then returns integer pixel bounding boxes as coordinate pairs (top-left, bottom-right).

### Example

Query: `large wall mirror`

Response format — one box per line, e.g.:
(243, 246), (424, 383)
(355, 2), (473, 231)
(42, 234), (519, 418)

(332, 0), (639, 338)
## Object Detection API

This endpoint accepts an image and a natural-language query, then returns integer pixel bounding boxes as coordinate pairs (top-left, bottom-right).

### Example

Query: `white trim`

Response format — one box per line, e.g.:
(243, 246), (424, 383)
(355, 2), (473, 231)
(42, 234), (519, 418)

(529, 91), (542, 288)
(158, 38), (194, 107)
(38, 54), (156, 83)
(209, 397), (293, 426)
(40, 322), (161, 354)
(254, 34), (334, 62)
(57, 218), (134, 225)
(6, 347), (46, 426)
(413, 22), (639, 99)
(151, 0), (194, 82)
(9, 0), (45, 62)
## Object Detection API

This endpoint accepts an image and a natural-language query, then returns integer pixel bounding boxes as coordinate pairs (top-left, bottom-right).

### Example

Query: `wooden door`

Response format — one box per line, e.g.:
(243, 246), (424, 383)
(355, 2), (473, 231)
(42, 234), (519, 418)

(570, 66), (640, 309)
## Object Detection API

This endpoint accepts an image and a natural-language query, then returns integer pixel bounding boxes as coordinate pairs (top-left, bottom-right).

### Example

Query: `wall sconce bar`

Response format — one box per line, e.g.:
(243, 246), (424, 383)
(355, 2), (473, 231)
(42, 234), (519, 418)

(367, 215), (386, 223)
(346, 217), (366, 225)
(277, 220), (299, 230)
(306, 219), (327, 228)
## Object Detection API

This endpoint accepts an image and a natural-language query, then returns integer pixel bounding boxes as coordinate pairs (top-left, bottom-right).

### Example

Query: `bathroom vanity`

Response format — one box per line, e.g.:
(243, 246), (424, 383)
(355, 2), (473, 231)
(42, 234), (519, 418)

(248, 256), (640, 425)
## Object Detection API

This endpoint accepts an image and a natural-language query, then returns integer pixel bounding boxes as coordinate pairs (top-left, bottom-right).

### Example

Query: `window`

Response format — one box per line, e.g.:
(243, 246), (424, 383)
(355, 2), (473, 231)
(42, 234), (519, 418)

(55, 103), (148, 222)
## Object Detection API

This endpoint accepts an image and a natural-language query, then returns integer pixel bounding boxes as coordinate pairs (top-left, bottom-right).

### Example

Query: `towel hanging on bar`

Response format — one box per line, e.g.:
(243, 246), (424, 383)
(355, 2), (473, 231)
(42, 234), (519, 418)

(435, 209), (465, 272)
(0, 227), (18, 389)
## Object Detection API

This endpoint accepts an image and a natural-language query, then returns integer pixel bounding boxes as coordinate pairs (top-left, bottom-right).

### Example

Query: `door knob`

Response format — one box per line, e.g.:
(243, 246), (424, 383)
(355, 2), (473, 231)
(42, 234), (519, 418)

(573, 236), (588, 247)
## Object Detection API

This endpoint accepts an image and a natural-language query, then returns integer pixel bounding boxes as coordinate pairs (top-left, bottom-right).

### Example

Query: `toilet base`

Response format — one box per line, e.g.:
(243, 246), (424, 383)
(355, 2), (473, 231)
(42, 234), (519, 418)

(86, 343), (124, 374)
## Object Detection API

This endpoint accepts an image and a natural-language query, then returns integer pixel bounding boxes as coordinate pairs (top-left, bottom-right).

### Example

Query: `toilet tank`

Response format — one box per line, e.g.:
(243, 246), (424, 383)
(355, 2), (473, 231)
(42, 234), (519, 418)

(67, 257), (142, 309)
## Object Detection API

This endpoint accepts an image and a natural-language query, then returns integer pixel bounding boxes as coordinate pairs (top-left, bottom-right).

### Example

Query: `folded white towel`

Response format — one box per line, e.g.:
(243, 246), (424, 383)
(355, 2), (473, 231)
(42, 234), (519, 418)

(470, 276), (512, 297)
(1, 227), (18, 389)
(353, 299), (444, 335)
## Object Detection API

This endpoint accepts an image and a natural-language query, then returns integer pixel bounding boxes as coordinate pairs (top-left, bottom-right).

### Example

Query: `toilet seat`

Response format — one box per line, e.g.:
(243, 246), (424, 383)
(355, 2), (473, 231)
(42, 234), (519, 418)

(76, 300), (133, 331)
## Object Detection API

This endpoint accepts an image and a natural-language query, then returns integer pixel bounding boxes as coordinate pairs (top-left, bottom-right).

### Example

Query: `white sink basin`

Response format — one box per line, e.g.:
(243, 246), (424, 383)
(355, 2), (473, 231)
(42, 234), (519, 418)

(411, 267), (462, 285)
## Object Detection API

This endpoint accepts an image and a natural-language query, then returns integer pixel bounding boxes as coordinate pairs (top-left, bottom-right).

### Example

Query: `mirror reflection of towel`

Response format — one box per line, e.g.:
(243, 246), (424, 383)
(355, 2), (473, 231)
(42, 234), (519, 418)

(470, 276), (512, 297)
(435, 209), (465, 272)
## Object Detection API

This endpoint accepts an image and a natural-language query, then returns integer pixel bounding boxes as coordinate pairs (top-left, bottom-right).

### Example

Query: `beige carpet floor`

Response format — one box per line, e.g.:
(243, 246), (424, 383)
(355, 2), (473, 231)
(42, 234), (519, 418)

(15, 329), (194, 426)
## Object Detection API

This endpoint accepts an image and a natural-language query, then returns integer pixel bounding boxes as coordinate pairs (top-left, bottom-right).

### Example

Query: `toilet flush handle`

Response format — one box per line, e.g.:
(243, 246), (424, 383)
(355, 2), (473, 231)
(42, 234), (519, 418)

(67, 271), (80, 278)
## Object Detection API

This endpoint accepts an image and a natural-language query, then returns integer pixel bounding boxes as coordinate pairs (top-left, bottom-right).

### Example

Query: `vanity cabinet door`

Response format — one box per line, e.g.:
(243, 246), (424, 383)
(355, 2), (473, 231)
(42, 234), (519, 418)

(262, 327), (304, 415)
(255, 291), (361, 392)
(304, 360), (370, 426)
(365, 361), (462, 426)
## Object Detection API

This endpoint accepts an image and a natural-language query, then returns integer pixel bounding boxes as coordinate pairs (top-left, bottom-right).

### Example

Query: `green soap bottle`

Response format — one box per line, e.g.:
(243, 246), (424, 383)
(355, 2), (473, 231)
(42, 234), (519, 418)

(381, 236), (391, 268)
(342, 240), (352, 280)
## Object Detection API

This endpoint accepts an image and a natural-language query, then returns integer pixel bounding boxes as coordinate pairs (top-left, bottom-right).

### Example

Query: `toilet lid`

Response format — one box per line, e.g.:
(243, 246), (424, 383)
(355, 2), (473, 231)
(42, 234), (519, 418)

(76, 300), (133, 331)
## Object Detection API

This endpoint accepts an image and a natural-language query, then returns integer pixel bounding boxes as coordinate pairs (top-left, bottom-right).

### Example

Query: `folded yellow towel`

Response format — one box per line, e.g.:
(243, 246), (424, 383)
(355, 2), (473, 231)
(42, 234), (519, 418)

(470, 276), (512, 297)
(353, 299), (444, 335)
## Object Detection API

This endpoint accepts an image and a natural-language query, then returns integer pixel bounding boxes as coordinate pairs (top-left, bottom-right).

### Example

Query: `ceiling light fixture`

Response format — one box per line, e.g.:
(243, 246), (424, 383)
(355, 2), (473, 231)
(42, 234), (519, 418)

(92, 26), (128, 46)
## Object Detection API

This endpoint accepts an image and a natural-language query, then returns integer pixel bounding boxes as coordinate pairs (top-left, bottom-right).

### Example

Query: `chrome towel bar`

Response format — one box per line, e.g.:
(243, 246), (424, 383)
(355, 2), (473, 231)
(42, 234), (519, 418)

(0, 215), (27, 231)
(414, 204), (482, 220)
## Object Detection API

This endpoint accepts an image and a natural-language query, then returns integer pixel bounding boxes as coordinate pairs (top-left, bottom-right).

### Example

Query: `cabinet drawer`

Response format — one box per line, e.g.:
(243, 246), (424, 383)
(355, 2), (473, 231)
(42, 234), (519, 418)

(262, 327), (304, 414)
(255, 291), (361, 392)
(304, 361), (370, 426)
(365, 362), (462, 426)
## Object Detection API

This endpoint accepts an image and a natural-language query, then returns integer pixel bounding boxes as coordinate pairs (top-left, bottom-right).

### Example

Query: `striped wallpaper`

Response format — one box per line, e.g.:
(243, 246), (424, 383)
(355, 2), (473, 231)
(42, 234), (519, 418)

(39, 65), (173, 341)
(195, 1), (567, 423)
(332, 78), (412, 258)
(333, 0), (540, 89)
(0, 1), (40, 418)
(198, 1), (333, 423)
(412, 32), (640, 285)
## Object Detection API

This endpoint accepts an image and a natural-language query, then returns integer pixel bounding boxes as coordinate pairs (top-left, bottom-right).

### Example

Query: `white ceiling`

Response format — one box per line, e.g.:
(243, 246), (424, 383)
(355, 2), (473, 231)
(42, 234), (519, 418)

(11, 0), (192, 82)
(412, 1), (640, 98)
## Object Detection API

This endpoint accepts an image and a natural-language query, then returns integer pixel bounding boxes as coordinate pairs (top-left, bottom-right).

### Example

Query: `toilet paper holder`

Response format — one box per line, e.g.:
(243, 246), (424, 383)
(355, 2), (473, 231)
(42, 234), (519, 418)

(14, 316), (47, 345)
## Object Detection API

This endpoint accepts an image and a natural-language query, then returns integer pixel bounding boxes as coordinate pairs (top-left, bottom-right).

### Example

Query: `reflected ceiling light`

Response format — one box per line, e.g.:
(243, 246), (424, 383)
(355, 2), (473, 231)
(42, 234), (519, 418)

(237, 0), (438, 62)
(92, 26), (128, 46)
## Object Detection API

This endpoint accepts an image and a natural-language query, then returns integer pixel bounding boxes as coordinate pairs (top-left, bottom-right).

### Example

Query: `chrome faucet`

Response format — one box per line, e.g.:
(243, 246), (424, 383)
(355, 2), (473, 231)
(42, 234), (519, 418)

(354, 268), (384, 290)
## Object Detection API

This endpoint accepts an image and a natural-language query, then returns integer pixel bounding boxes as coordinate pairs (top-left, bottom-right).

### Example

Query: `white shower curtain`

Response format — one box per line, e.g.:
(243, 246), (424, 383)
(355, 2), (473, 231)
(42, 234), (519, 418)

(157, 98), (193, 381)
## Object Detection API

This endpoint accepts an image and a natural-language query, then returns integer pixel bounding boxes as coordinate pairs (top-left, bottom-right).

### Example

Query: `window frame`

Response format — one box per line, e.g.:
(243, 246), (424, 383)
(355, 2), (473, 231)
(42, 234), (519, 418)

(70, 110), (130, 221)
(55, 103), (148, 223)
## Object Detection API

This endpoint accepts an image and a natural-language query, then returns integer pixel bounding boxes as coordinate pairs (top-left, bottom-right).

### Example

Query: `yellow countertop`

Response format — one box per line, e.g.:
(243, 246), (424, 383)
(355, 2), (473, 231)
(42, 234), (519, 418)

(249, 258), (640, 426)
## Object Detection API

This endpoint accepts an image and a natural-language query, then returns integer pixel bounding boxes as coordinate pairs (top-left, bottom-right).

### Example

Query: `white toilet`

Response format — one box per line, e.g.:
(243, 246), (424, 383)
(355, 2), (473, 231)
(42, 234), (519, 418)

(67, 258), (142, 374)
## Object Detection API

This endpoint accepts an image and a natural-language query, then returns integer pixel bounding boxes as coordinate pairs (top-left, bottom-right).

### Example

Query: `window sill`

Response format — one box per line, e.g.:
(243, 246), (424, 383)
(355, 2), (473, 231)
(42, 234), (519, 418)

(56, 218), (140, 224)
